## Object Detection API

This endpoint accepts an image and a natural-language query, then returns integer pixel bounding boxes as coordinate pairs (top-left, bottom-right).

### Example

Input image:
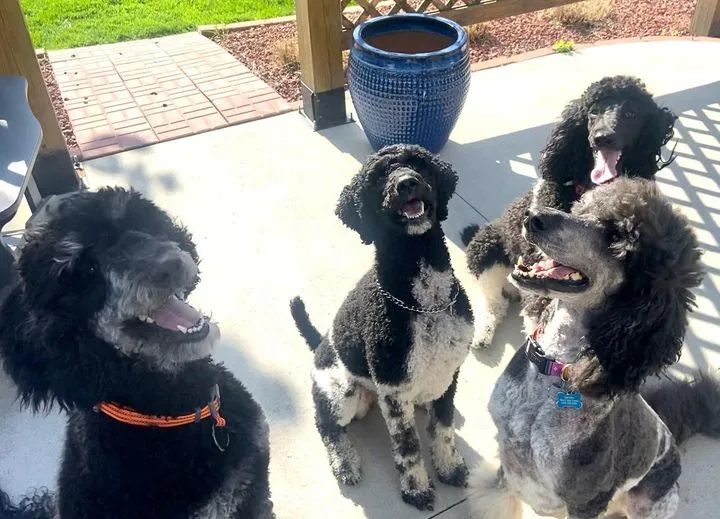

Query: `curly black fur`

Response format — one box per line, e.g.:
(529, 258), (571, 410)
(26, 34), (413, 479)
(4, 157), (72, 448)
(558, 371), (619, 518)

(571, 180), (704, 396)
(463, 76), (678, 347)
(0, 188), (274, 518)
(642, 372), (720, 445)
(289, 296), (322, 351)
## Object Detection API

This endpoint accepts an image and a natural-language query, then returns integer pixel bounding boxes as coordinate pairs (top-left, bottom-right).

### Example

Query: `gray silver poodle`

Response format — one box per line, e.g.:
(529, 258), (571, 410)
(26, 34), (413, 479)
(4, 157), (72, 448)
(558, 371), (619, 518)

(468, 178), (720, 519)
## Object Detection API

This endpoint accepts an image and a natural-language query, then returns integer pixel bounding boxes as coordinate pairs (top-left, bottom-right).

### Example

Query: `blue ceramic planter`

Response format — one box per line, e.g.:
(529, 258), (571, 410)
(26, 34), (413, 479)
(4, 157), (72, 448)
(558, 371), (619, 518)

(347, 14), (470, 153)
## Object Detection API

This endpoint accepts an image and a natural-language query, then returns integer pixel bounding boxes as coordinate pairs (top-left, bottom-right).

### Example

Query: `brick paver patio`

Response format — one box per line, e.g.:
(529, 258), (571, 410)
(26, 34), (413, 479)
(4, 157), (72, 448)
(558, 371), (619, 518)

(49, 32), (293, 160)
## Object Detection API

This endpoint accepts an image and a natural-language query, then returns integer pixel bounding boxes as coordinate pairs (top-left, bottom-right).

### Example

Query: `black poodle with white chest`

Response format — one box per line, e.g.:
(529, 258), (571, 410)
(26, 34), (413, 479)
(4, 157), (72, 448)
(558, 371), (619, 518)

(463, 76), (677, 348)
(0, 189), (274, 518)
(290, 145), (473, 510)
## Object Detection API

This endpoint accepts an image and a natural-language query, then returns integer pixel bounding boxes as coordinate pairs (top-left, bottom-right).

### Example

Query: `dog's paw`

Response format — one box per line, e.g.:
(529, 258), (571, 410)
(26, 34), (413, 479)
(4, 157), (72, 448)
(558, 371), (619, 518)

(433, 445), (468, 487)
(400, 467), (435, 510)
(437, 460), (469, 487)
(328, 437), (362, 485)
(471, 339), (489, 350)
(401, 484), (435, 511)
(333, 458), (362, 486)
(471, 326), (494, 350)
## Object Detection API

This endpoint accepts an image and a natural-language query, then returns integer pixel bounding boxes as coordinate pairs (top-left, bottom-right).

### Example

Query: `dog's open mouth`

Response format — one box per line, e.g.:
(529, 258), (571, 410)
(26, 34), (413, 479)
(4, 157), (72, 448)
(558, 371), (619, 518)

(133, 295), (210, 341)
(398, 198), (426, 220)
(591, 148), (622, 185)
(511, 255), (589, 293)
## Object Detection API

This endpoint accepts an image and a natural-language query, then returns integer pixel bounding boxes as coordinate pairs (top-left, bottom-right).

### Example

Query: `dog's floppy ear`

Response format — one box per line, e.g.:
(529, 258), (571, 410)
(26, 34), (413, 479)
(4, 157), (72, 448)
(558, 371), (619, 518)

(570, 200), (703, 397)
(630, 105), (677, 175)
(538, 98), (592, 183)
(336, 157), (380, 244)
(336, 180), (372, 244)
(18, 231), (106, 314)
(19, 232), (82, 301)
(429, 154), (458, 222)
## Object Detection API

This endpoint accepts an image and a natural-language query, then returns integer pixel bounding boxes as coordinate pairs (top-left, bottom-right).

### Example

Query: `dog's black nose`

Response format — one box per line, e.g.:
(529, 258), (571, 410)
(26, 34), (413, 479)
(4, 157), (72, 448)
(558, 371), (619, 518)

(524, 214), (545, 233)
(396, 175), (420, 195)
(593, 132), (617, 148)
(153, 257), (185, 286)
(151, 253), (197, 288)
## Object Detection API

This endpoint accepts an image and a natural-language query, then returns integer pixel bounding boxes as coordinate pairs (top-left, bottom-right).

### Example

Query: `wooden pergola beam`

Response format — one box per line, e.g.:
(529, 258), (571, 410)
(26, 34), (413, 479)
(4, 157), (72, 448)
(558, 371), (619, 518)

(0, 0), (80, 198)
(295, 0), (348, 130)
(691, 0), (720, 37)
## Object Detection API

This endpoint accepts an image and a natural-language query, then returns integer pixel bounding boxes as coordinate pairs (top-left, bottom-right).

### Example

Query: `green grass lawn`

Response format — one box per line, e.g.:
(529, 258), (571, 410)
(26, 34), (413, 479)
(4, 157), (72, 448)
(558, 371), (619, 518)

(22, 0), (295, 49)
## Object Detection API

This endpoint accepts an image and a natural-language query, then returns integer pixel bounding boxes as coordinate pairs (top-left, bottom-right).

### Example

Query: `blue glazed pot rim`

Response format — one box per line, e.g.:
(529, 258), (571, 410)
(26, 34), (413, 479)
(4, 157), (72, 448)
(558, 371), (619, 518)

(352, 14), (468, 61)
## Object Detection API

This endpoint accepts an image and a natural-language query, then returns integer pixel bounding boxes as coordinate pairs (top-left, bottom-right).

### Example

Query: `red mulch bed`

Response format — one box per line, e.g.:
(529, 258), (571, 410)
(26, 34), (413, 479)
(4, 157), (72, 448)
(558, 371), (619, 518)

(215, 0), (695, 103)
(39, 54), (77, 152)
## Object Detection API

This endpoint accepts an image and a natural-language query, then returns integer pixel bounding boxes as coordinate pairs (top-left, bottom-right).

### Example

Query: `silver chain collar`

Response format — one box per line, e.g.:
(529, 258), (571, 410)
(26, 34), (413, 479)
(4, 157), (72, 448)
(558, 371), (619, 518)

(375, 280), (459, 314)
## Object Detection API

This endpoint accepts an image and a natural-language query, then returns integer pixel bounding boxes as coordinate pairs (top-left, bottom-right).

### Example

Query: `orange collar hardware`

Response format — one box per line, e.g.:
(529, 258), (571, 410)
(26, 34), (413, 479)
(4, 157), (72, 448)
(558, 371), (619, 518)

(93, 384), (229, 451)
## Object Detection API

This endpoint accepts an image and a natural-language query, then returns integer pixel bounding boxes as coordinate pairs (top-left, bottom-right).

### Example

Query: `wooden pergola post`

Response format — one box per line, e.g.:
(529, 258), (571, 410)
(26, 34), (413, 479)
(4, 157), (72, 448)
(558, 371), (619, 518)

(691, 0), (720, 37)
(295, 0), (348, 130)
(0, 0), (80, 198)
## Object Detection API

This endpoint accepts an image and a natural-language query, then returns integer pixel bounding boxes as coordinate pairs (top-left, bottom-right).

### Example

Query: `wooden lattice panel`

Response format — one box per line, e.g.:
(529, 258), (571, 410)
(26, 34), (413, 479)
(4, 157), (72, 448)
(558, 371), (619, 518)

(341, 1), (473, 32)
(340, 0), (584, 42)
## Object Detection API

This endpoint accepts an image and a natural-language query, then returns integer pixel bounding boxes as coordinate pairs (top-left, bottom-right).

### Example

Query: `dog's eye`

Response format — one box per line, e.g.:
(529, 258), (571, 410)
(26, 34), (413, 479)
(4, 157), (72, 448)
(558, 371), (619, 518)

(589, 107), (599, 117)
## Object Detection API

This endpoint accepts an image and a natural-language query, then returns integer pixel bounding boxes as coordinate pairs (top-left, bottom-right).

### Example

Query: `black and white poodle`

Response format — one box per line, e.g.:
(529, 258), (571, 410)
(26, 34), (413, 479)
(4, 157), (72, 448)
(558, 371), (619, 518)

(462, 76), (677, 348)
(0, 189), (274, 518)
(469, 178), (720, 519)
(289, 145), (473, 510)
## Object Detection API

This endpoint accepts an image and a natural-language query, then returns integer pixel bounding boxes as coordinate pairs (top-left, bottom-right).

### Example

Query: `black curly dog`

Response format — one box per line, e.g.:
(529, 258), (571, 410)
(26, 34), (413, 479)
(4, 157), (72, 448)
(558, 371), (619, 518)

(0, 189), (274, 518)
(462, 75), (677, 349)
(290, 145), (473, 511)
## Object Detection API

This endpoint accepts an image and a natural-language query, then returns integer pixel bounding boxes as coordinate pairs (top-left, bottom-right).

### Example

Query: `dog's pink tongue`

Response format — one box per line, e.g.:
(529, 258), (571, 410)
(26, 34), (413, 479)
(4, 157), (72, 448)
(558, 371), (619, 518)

(402, 199), (424, 218)
(150, 295), (202, 330)
(532, 259), (575, 279)
(591, 149), (620, 185)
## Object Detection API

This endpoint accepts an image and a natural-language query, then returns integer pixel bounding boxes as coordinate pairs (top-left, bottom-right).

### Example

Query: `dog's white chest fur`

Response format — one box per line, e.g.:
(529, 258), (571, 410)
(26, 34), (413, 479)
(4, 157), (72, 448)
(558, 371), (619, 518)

(402, 263), (472, 403)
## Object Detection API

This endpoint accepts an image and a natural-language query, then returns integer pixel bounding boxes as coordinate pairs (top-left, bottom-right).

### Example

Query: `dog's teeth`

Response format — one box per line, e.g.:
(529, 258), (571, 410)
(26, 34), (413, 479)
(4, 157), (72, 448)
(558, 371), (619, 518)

(138, 315), (154, 323)
(517, 255), (524, 266)
(570, 272), (583, 281)
(177, 325), (188, 334)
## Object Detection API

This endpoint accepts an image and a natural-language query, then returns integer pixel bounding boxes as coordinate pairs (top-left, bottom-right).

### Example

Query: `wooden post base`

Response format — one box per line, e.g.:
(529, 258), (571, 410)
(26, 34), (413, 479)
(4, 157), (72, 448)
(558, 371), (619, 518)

(300, 83), (349, 130)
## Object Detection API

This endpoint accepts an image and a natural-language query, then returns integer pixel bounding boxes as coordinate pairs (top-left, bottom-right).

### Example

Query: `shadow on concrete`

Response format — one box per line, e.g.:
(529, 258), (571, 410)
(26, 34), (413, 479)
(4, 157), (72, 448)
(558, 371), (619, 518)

(81, 142), (180, 197)
(336, 405), (480, 519)
(213, 332), (299, 423)
(650, 81), (720, 379)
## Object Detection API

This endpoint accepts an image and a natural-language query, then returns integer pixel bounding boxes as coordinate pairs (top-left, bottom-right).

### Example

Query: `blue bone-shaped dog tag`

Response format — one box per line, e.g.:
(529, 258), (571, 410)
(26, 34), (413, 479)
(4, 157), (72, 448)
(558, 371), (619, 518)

(556, 391), (583, 409)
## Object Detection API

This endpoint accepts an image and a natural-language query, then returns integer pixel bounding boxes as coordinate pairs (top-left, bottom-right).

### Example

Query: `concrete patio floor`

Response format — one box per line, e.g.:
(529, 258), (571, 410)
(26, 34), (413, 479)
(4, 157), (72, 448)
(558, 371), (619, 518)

(2, 39), (720, 518)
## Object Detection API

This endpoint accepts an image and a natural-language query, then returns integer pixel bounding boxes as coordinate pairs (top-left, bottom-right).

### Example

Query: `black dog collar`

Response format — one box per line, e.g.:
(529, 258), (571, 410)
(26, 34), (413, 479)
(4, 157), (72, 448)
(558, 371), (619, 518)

(524, 334), (567, 378)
